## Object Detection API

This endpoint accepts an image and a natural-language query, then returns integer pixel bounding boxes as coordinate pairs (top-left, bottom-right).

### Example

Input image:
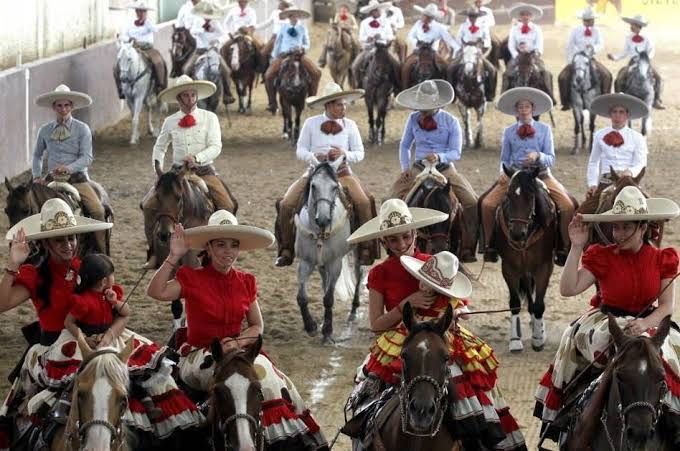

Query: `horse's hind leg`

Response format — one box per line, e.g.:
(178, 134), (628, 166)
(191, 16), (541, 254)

(571, 108), (582, 155)
(297, 260), (318, 336)
(588, 112), (596, 152)
(130, 96), (143, 145)
(321, 258), (343, 344)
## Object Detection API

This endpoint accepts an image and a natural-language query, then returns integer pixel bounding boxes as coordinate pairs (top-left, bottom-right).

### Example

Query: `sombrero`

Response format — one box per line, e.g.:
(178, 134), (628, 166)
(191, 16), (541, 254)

(577, 6), (598, 20)
(35, 85), (92, 110)
(497, 87), (553, 116)
(279, 8), (312, 20)
(192, 1), (225, 20)
(184, 210), (275, 251)
(306, 82), (364, 108)
(401, 251), (472, 299)
(508, 3), (543, 20)
(622, 15), (648, 27)
(581, 186), (680, 223)
(590, 93), (649, 120)
(348, 198), (449, 244)
(413, 3), (446, 20)
(127, 0), (156, 10)
(459, 7), (486, 18)
(5, 198), (112, 242)
(475, 0), (492, 5)
(396, 79), (454, 111)
(158, 75), (216, 103)
(359, 0), (392, 15)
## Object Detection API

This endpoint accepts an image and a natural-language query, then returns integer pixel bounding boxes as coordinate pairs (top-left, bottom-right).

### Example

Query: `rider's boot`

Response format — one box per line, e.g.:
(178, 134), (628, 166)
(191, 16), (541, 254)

(483, 248), (499, 263)
(653, 98), (665, 110)
(274, 203), (296, 267)
(265, 77), (278, 114)
(318, 45), (328, 68)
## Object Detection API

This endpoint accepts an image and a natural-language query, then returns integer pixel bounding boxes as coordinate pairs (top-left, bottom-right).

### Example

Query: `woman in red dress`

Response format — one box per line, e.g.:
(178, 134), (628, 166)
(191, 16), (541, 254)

(535, 186), (680, 444)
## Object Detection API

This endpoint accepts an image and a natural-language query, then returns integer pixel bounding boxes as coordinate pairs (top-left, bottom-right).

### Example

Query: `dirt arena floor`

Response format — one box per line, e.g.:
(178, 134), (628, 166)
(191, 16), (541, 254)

(1, 20), (679, 450)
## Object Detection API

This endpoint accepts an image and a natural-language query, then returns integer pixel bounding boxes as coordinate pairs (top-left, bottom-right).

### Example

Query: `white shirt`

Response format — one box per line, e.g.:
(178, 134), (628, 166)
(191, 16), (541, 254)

(457, 22), (491, 48)
(256, 8), (289, 36)
(153, 109), (222, 170)
(223, 5), (257, 35)
(407, 20), (460, 54)
(611, 32), (655, 61)
(508, 22), (543, 58)
(587, 126), (647, 187)
(296, 114), (365, 164)
(190, 19), (225, 49)
(176, 1), (199, 29)
(358, 16), (394, 45)
(466, 6), (495, 29)
(386, 6), (404, 31)
(566, 24), (604, 63)
(123, 18), (158, 45)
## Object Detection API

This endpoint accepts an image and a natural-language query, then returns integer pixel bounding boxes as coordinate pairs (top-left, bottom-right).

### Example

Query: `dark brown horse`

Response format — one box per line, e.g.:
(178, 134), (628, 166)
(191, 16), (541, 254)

(277, 51), (310, 145)
(565, 315), (673, 451)
(405, 42), (445, 89)
(170, 25), (196, 78)
(503, 51), (553, 122)
(221, 35), (258, 114)
(363, 42), (399, 146)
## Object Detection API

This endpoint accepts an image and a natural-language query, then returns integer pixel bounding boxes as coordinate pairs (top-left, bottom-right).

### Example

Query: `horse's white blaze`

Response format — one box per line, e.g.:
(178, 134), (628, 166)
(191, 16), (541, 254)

(231, 44), (240, 71)
(417, 340), (429, 356)
(638, 359), (648, 375)
(86, 378), (114, 450)
(515, 186), (521, 197)
(224, 373), (256, 449)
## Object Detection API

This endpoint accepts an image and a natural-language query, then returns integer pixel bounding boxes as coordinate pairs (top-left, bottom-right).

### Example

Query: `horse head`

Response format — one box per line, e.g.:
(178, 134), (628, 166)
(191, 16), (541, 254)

(116, 41), (140, 81)
(630, 50), (650, 77)
(462, 45), (483, 77)
(4, 178), (33, 227)
(195, 44), (222, 85)
(414, 42), (438, 82)
(609, 165), (646, 189)
(571, 52), (593, 89)
(171, 26), (196, 77)
(502, 165), (551, 243)
(514, 51), (539, 86)
(152, 161), (187, 247)
(209, 336), (264, 451)
(400, 302), (453, 435)
(304, 158), (344, 230)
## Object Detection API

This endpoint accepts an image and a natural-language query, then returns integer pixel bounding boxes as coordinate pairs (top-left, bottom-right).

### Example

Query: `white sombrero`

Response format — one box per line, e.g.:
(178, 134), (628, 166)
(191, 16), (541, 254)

(192, 1), (225, 20)
(184, 210), (275, 251)
(475, 0), (492, 5)
(401, 251), (472, 299)
(348, 198), (449, 244)
(622, 15), (648, 28)
(5, 198), (112, 242)
(590, 93), (649, 120)
(413, 3), (446, 20)
(280, 8), (311, 19)
(508, 3), (543, 20)
(459, 7), (486, 18)
(360, 0), (392, 15)
(127, 0), (156, 10)
(35, 85), (92, 110)
(396, 79), (454, 111)
(159, 75), (216, 103)
(581, 186), (680, 223)
(497, 87), (553, 116)
(577, 6), (598, 20)
(306, 82), (364, 108)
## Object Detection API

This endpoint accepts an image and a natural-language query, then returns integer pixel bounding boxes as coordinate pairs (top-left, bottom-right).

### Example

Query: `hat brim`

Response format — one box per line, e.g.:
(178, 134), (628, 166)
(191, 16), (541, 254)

(195, 11), (223, 19)
(459, 10), (486, 17)
(307, 89), (365, 108)
(348, 208), (449, 244)
(400, 255), (472, 299)
(127, 4), (155, 10)
(395, 79), (455, 110)
(509, 4), (543, 20)
(279, 9), (311, 19)
(581, 198), (680, 223)
(497, 87), (553, 116)
(413, 5), (444, 20)
(35, 92), (92, 110)
(360, 2), (392, 14)
(184, 225), (275, 251)
(6, 214), (112, 241)
(622, 17), (648, 27)
(590, 93), (649, 120)
(159, 80), (217, 103)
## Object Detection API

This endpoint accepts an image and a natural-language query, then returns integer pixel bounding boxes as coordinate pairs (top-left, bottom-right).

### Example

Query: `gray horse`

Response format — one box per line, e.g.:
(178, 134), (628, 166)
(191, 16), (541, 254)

(569, 51), (600, 154)
(295, 158), (361, 344)
(617, 51), (654, 136)
(192, 44), (223, 113)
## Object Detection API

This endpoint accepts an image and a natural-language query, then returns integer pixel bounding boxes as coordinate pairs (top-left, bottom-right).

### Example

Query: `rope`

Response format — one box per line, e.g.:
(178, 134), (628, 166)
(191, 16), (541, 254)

(117, 268), (149, 310)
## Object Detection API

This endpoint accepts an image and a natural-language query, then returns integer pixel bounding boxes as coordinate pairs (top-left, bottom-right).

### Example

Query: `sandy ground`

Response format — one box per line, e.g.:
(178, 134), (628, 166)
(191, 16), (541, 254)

(1, 21), (679, 450)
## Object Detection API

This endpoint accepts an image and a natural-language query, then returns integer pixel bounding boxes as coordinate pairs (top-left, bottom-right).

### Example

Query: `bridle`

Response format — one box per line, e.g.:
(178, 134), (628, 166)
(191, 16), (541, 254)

(415, 180), (458, 252)
(211, 376), (265, 451)
(398, 361), (450, 437)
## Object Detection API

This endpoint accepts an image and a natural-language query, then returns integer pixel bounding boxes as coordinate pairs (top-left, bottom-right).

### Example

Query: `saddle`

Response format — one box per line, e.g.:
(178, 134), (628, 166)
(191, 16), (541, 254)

(404, 161), (450, 204)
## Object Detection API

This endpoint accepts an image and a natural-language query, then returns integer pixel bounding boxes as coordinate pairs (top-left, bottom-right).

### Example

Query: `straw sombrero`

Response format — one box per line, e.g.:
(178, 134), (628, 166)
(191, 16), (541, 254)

(127, 0), (156, 10)
(359, 0), (391, 15)
(622, 15), (648, 28)
(348, 199), (448, 244)
(280, 8), (311, 20)
(184, 210), (275, 251)
(401, 251), (472, 299)
(577, 6), (598, 20)
(497, 87), (552, 116)
(581, 186), (680, 223)
(192, 1), (225, 20)
(396, 79), (454, 111)
(35, 85), (92, 110)
(413, 3), (446, 20)
(590, 93), (649, 120)
(306, 82), (364, 108)
(158, 75), (216, 103)
(5, 198), (112, 242)
(508, 3), (543, 20)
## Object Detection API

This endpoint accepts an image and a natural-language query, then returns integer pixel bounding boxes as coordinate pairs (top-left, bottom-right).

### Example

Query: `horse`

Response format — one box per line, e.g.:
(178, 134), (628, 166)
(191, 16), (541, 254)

(617, 51), (654, 136)
(192, 44), (223, 113)
(494, 166), (558, 353)
(277, 52), (309, 144)
(363, 42), (399, 146)
(325, 23), (354, 88)
(406, 42), (445, 89)
(368, 303), (461, 451)
(503, 51), (554, 123)
(565, 314), (673, 451)
(116, 41), (161, 145)
(569, 50), (602, 155)
(448, 45), (489, 149)
(294, 158), (361, 344)
(221, 35), (257, 114)
(170, 26), (196, 78)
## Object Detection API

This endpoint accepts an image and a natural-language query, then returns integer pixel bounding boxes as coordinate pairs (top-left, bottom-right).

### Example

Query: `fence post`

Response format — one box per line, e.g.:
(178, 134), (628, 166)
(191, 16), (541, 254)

(24, 67), (31, 168)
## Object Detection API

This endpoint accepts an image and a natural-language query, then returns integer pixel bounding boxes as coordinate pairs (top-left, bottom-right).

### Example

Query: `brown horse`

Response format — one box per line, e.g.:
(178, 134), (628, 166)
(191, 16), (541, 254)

(363, 42), (400, 146)
(277, 51), (310, 144)
(565, 315), (673, 451)
(221, 35), (258, 114)
(170, 25), (196, 78)
(325, 23), (354, 88)
(405, 42), (445, 89)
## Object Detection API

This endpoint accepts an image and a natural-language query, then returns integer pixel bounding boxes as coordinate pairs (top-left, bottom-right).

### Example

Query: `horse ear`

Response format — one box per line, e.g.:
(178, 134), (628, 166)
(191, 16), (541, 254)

(609, 166), (618, 181)
(76, 331), (93, 360)
(154, 160), (163, 178)
(118, 338), (136, 364)
(211, 338), (224, 363)
(530, 165), (541, 179)
(244, 335), (262, 363)
(403, 302), (415, 332)
(608, 314), (628, 348)
(4, 177), (13, 193)
(330, 156), (345, 172)
(651, 315), (671, 349)
(436, 304), (454, 336)
(634, 167), (646, 184)
(502, 164), (514, 179)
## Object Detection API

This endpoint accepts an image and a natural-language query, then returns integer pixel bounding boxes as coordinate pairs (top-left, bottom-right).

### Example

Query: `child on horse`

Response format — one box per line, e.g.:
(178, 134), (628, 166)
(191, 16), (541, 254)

(318, 1), (360, 68)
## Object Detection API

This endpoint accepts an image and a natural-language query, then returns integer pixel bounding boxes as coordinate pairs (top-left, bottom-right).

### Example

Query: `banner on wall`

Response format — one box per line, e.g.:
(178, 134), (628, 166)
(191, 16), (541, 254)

(405, 1), (556, 24)
(555, 0), (679, 26)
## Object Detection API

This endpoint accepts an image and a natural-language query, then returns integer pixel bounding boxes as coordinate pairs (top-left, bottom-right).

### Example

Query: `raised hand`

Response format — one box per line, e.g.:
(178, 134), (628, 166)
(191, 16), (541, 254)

(568, 214), (589, 248)
(169, 224), (189, 261)
(9, 228), (31, 268)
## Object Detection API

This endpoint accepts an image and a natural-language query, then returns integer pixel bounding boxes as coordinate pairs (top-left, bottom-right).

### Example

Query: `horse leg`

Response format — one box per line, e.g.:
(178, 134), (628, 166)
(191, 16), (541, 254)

(294, 104), (302, 143)
(367, 100), (376, 144)
(530, 264), (551, 352)
(348, 251), (363, 323)
(378, 100), (387, 146)
(321, 257), (343, 344)
(502, 262), (524, 352)
(246, 80), (253, 113)
(297, 259), (318, 336)
(130, 94), (143, 145)
(571, 108), (581, 155)
(474, 104), (485, 148)
(588, 111), (596, 152)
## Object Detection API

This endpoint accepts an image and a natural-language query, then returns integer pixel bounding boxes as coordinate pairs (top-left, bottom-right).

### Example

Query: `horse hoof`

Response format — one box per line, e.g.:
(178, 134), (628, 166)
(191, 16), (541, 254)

(347, 311), (357, 323)
(304, 321), (318, 337)
(532, 343), (545, 352)
(509, 339), (524, 353)
(321, 334), (336, 345)
(570, 148), (579, 155)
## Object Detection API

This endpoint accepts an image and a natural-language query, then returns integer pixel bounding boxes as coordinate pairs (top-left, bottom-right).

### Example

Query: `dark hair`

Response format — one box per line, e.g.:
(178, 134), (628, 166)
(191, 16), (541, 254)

(75, 254), (115, 294)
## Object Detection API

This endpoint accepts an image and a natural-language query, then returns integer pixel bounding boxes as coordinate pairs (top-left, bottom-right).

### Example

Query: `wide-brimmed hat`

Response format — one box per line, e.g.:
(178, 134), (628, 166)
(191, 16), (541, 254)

(360, 0), (392, 14)
(577, 6), (598, 20)
(127, 0), (156, 10)
(508, 3), (543, 20)
(459, 7), (486, 18)
(590, 93), (649, 120)
(184, 210), (275, 251)
(413, 3), (446, 20)
(622, 14), (648, 27)
(192, 1), (225, 20)
(306, 82), (364, 108)
(396, 79), (454, 111)
(279, 8), (311, 19)
(497, 87), (552, 116)
(159, 75), (216, 103)
(401, 251), (472, 299)
(5, 198), (112, 242)
(35, 85), (92, 110)
(581, 186), (680, 223)
(348, 199), (448, 244)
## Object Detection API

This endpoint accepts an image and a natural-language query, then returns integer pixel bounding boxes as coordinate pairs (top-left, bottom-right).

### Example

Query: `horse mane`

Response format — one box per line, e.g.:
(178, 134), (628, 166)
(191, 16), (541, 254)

(402, 321), (441, 348)
(301, 162), (338, 206)
(82, 350), (130, 394)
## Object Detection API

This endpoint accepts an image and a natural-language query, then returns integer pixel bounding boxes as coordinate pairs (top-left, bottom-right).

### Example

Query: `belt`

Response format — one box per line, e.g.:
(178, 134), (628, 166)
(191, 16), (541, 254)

(40, 330), (62, 346)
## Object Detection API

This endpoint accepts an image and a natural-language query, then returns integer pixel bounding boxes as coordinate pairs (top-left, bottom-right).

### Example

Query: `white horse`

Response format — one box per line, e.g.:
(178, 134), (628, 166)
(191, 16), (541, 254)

(569, 51), (600, 154)
(619, 51), (654, 136)
(193, 43), (223, 113)
(116, 41), (161, 145)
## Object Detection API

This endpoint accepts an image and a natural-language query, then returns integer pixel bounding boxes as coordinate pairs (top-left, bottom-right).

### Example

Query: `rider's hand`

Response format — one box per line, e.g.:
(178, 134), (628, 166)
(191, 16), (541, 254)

(567, 214), (589, 249)
(621, 169), (633, 177)
(97, 331), (115, 349)
(424, 153), (439, 164)
(400, 170), (411, 180)
(8, 228), (30, 269)
(104, 288), (118, 304)
(586, 186), (598, 198)
(624, 318), (650, 337)
(328, 147), (345, 161)
(453, 307), (470, 321)
(169, 224), (189, 261)
(183, 155), (197, 168)
(402, 291), (437, 310)
(220, 337), (240, 353)
(32, 177), (46, 185)
(53, 165), (70, 176)
(523, 152), (540, 165)
(313, 152), (328, 162)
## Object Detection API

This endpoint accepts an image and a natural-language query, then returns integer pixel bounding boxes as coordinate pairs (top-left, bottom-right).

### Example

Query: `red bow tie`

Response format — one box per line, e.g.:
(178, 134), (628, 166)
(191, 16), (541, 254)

(521, 23), (531, 34)
(418, 115), (438, 131)
(239, 8), (246, 17)
(632, 34), (644, 43)
(134, 19), (145, 27)
(203, 19), (212, 31)
(517, 123), (536, 139)
(340, 13), (348, 21)
(584, 26), (592, 37)
(369, 19), (380, 28)
(422, 22), (431, 32)
(321, 120), (343, 135)
(469, 24), (479, 33)
(178, 114), (197, 128)
(603, 130), (624, 147)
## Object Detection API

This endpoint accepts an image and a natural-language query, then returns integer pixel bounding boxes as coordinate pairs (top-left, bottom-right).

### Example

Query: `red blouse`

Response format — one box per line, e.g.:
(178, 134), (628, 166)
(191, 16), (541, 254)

(367, 252), (430, 311)
(582, 244), (679, 314)
(13, 258), (80, 333)
(176, 265), (257, 348)
(69, 285), (124, 329)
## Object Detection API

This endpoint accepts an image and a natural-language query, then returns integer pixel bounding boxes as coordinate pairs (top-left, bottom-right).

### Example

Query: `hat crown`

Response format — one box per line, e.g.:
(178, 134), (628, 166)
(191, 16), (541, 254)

(40, 199), (77, 232)
(418, 251), (460, 290)
(54, 84), (71, 93)
(320, 82), (343, 97)
(208, 210), (239, 226)
(611, 186), (648, 216)
(378, 199), (413, 231)
(423, 3), (440, 16)
(175, 75), (195, 87)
